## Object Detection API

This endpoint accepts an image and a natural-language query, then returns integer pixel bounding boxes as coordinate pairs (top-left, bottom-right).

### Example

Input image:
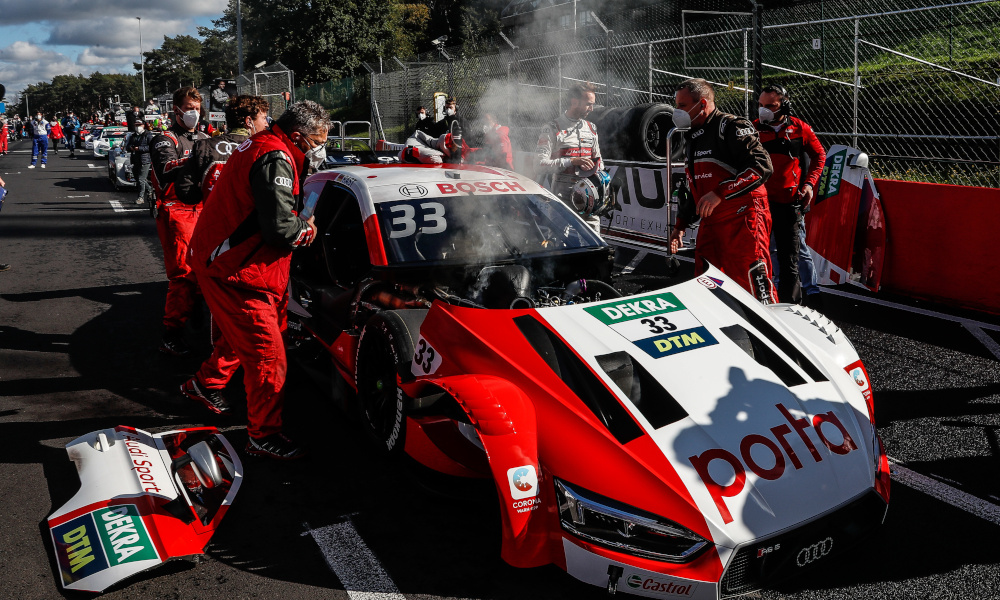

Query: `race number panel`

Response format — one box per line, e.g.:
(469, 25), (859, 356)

(584, 291), (719, 358)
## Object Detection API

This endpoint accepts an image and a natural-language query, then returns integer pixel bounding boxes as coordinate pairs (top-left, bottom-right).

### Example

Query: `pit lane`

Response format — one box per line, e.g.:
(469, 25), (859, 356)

(1, 139), (998, 599)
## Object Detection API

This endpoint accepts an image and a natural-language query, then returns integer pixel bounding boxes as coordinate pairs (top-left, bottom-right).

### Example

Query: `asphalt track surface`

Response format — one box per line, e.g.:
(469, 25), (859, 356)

(1, 137), (999, 599)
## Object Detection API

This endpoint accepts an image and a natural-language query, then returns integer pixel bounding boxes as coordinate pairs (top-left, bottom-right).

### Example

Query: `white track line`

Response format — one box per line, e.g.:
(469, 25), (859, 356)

(620, 250), (647, 275)
(963, 324), (1000, 361)
(307, 520), (406, 600)
(109, 200), (145, 213)
(890, 458), (1000, 527)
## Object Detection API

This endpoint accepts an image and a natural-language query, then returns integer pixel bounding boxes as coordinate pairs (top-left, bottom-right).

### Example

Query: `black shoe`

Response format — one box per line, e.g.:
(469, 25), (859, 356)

(180, 377), (231, 414)
(0, 264), (10, 272)
(159, 329), (190, 356)
(246, 433), (308, 460)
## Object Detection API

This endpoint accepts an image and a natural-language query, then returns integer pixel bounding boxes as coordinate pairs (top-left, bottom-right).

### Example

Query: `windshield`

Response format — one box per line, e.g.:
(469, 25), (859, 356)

(375, 194), (604, 264)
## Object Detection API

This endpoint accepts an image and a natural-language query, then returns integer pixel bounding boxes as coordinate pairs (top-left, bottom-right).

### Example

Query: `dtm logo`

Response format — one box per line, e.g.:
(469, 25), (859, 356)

(507, 465), (538, 500)
(625, 574), (695, 596)
(796, 537), (833, 567)
(689, 403), (858, 523)
(398, 184), (428, 198)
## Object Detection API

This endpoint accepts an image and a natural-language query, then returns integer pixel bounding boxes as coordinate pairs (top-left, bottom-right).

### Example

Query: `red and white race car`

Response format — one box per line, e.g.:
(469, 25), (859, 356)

(289, 163), (890, 598)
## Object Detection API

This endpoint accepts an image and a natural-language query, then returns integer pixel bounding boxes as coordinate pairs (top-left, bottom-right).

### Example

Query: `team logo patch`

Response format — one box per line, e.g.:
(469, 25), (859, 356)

(274, 177), (293, 189)
(696, 276), (723, 289)
(507, 465), (538, 500)
(154, 141), (170, 149)
(236, 138), (253, 152)
(214, 141), (240, 155)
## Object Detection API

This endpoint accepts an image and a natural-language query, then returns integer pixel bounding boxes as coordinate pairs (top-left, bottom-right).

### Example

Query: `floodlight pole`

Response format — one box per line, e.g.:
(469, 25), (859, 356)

(137, 17), (146, 102)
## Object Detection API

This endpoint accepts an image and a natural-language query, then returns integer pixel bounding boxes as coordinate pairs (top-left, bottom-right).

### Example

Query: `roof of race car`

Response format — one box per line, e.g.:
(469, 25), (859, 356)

(307, 164), (550, 208)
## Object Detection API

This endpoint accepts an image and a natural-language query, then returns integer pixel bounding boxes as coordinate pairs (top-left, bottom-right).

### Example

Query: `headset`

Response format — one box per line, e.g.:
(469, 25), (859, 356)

(762, 84), (793, 116)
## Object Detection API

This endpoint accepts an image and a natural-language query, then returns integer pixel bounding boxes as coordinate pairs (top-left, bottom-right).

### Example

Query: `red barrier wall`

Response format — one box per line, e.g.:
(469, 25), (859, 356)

(875, 179), (1000, 314)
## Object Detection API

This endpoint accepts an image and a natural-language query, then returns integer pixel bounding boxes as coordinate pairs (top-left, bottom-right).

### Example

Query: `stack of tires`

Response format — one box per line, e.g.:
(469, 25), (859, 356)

(588, 103), (683, 163)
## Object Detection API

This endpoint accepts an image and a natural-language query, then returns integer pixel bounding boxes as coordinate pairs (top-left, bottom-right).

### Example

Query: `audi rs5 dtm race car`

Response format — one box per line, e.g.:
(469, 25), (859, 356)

(108, 132), (137, 190)
(92, 126), (127, 158)
(288, 163), (890, 599)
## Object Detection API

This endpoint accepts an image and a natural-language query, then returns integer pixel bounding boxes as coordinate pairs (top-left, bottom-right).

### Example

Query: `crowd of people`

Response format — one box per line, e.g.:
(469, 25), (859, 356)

(0, 76), (829, 459)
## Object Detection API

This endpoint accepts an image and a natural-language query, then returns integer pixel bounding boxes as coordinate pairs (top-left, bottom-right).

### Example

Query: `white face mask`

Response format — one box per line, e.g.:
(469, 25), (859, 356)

(758, 107), (777, 123)
(178, 109), (199, 129)
(305, 140), (326, 170)
(418, 113), (426, 120)
(671, 103), (701, 130)
(445, 108), (455, 117)
(136, 126), (145, 133)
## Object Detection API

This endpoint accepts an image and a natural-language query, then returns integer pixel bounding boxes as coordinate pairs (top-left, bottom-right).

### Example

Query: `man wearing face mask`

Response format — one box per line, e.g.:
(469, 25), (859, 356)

(125, 120), (155, 204)
(536, 81), (604, 233)
(415, 106), (433, 135)
(177, 95), (271, 416)
(431, 97), (461, 137)
(188, 101), (326, 459)
(668, 78), (776, 304)
(754, 85), (826, 306)
(150, 87), (211, 355)
(175, 95), (270, 207)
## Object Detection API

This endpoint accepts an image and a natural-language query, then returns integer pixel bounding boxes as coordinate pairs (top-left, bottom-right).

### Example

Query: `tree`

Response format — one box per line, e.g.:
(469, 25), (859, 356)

(197, 25), (238, 80)
(136, 35), (203, 94)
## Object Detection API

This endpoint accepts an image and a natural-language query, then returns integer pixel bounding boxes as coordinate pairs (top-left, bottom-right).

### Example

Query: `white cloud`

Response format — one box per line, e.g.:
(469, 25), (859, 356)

(48, 17), (192, 49)
(0, 40), (62, 63)
(77, 45), (141, 66)
(0, 0), (227, 26)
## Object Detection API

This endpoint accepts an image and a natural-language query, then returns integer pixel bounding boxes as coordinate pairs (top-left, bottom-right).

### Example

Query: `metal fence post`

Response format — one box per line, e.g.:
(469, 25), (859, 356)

(853, 18), (860, 149)
(752, 1), (762, 96)
(648, 43), (653, 103)
(558, 54), (563, 114)
(606, 28), (614, 107)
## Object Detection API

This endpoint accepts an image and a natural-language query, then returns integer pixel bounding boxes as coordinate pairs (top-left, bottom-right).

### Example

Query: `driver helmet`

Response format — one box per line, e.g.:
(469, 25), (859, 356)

(570, 170), (613, 217)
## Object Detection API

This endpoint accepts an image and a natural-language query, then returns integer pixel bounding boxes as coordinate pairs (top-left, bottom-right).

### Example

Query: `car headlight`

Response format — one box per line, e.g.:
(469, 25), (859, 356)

(555, 479), (709, 562)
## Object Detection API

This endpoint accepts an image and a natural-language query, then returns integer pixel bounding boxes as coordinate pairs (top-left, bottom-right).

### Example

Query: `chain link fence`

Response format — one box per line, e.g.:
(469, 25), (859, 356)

(236, 62), (295, 120)
(356, 0), (999, 186)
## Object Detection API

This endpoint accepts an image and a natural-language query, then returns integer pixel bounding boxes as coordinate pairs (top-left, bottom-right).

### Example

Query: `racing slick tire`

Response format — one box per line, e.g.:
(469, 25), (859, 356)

(589, 103), (675, 162)
(355, 309), (428, 457)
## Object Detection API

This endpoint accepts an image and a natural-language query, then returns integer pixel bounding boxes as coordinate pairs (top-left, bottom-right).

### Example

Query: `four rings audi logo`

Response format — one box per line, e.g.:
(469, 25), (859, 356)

(214, 141), (241, 155)
(399, 184), (428, 197)
(796, 537), (833, 567)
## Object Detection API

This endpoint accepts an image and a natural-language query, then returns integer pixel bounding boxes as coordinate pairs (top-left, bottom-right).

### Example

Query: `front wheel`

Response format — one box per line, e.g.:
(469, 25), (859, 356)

(354, 310), (427, 457)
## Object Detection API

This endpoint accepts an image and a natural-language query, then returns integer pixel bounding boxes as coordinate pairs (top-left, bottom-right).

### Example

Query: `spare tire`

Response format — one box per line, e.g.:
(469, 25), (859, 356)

(590, 103), (678, 163)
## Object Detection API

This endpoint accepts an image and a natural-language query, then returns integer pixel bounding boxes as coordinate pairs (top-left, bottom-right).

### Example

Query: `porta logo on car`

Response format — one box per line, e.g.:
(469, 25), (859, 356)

(507, 465), (538, 500)
(688, 403), (859, 523)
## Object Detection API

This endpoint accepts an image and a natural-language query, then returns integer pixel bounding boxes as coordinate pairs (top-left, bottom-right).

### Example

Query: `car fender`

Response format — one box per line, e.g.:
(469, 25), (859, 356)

(401, 374), (556, 568)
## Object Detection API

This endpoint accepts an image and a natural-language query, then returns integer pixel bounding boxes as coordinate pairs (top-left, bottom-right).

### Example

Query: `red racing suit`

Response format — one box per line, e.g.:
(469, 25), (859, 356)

(0, 122), (7, 154)
(754, 116), (827, 302)
(189, 126), (314, 439)
(676, 109), (776, 303)
(150, 124), (209, 330)
(754, 116), (826, 203)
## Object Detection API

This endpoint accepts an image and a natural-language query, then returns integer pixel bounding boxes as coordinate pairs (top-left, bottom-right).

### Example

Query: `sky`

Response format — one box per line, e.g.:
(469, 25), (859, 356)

(0, 0), (229, 104)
